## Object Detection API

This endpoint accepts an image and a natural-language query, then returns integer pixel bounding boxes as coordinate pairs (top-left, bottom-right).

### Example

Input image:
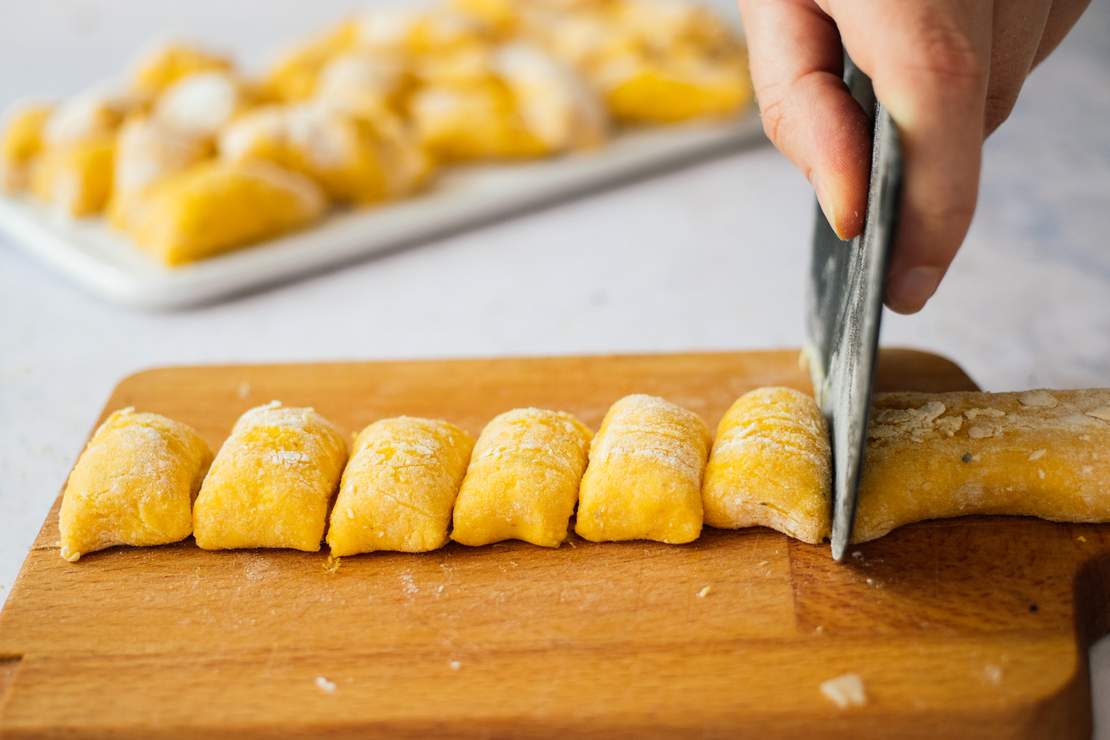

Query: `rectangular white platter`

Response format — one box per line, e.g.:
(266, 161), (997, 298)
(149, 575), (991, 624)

(0, 115), (764, 310)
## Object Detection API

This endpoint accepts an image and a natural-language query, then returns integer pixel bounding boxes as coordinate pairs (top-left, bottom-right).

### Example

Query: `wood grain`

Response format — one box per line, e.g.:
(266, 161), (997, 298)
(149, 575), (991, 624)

(1, 348), (1106, 739)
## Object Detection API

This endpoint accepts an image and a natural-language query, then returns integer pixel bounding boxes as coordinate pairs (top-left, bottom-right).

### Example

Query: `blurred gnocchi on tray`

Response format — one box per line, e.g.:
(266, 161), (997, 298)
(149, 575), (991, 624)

(0, 0), (752, 266)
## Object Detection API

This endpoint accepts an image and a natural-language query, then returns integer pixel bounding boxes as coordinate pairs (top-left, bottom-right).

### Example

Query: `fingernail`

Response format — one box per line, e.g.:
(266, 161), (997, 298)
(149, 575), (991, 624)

(888, 266), (942, 313)
(812, 175), (853, 241)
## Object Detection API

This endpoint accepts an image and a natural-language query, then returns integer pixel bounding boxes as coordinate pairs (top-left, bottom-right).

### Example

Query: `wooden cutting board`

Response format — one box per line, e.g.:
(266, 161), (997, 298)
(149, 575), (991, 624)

(1, 349), (1107, 739)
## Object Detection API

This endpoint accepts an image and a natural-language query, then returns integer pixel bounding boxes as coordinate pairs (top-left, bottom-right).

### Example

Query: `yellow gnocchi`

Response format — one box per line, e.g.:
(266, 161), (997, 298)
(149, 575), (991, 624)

(702, 387), (831, 544)
(326, 417), (473, 555)
(59, 408), (212, 562)
(575, 394), (710, 544)
(193, 402), (348, 552)
(452, 408), (592, 547)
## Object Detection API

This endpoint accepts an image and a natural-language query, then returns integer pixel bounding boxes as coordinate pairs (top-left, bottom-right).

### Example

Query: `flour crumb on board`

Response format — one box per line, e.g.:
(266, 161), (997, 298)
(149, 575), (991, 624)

(315, 676), (337, 694)
(814, 625), (825, 635)
(323, 555), (341, 575)
(983, 664), (1003, 685)
(851, 550), (863, 560)
(696, 585), (712, 598)
(1077, 535), (1087, 543)
(449, 659), (462, 671)
(401, 573), (419, 595)
(237, 381), (251, 399)
(436, 584), (446, 596)
(1028, 449), (1046, 461)
(820, 673), (867, 708)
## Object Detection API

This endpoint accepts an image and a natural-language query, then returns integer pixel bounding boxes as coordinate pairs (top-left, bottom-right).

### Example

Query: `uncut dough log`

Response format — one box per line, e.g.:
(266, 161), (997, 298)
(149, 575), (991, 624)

(326, 417), (473, 555)
(575, 394), (710, 544)
(194, 402), (348, 551)
(452, 408), (592, 548)
(702, 387), (831, 544)
(855, 389), (1110, 543)
(59, 408), (212, 562)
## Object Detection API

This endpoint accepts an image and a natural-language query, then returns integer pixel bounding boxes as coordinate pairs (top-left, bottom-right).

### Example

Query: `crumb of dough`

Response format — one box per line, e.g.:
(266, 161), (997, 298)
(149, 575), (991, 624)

(449, 660), (462, 671)
(1018, 390), (1058, 408)
(851, 550), (863, 560)
(983, 664), (1003, 685)
(237, 381), (251, 399)
(814, 625), (824, 634)
(315, 676), (337, 694)
(696, 585), (712, 598)
(820, 673), (867, 708)
(323, 555), (341, 574)
(1077, 535), (1087, 543)
(1028, 449), (1046, 461)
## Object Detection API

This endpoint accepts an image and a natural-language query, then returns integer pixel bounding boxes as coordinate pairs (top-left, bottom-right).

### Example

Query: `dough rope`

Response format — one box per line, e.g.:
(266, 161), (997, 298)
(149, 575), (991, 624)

(854, 389), (1110, 543)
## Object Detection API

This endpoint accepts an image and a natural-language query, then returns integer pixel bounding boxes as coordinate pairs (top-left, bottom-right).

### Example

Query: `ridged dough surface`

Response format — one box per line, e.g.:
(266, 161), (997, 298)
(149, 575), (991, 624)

(194, 402), (348, 552)
(703, 387), (831, 544)
(59, 408), (212, 562)
(120, 159), (326, 265)
(855, 389), (1110, 543)
(452, 408), (592, 548)
(575, 394), (710, 544)
(326, 417), (473, 555)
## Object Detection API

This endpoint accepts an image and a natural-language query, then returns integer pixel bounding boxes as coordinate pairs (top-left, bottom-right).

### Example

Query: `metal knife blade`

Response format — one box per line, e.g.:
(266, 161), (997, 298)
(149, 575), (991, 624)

(804, 58), (903, 561)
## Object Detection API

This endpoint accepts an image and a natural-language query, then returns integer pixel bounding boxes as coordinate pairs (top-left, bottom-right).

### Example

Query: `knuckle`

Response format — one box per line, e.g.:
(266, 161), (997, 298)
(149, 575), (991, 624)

(758, 96), (788, 146)
(900, 13), (985, 89)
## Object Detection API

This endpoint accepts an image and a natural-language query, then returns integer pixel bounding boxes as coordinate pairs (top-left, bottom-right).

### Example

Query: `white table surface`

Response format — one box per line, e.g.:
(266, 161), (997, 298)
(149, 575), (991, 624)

(1, 0), (1108, 733)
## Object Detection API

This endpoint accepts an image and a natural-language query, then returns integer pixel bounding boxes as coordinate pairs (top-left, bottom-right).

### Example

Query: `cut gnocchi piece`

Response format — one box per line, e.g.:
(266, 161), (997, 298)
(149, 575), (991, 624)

(603, 53), (751, 124)
(117, 159), (326, 265)
(153, 71), (250, 139)
(193, 402), (348, 552)
(264, 20), (361, 102)
(326, 417), (473, 555)
(452, 408), (592, 548)
(131, 42), (234, 96)
(854, 389), (1110, 543)
(1, 102), (53, 192)
(702, 387), (831, 544)
(30, 134), (116, 217)
(219, 102), (429, 203)
(575, 394), (710, 544)
(59, 408), (212, 562)
(493, 43), (607, 151)
(108, 116), (212, 227)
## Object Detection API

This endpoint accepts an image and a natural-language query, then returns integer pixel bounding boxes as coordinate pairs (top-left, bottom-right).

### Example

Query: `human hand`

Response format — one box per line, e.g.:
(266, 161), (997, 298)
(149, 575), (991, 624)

(737, 0), (1090, 313)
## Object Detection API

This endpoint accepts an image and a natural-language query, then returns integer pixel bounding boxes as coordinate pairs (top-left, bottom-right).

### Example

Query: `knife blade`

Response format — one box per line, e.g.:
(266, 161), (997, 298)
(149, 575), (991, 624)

(804, 58), (903, 561)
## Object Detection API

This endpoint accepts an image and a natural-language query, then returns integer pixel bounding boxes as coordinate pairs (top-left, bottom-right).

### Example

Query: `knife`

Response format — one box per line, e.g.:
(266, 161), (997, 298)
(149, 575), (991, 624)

(804, 58), (903, 561)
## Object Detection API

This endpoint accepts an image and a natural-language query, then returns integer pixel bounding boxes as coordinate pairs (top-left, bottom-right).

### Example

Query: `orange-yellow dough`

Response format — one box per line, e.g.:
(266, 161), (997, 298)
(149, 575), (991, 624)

(452, 408), (592, 547)
(855, 389), (1110, 543)
(326, 417), (473, 555)
(58, 408), (212, 562)
(1, 102), (53, 192)
(131, 42), (234, 96)
(118, 159), (326, 265)
(702, 387), (831, 544)
(30, 134), (116, 217)
(193, 402), (348, 551)
(575, 394), (710, 544)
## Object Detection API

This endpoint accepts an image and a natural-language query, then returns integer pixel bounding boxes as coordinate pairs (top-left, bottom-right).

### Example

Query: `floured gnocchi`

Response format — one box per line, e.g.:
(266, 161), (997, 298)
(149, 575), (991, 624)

(59, 408), (212, 562)
(118, 159), (327, 265)
(193, 402), (348, 551)
(326, 417), (473, 555)
(576, 394), (710, 544)
(452, 408), (592, 547)
(703, 387), (831, 544)
(0, 102), (52, 192)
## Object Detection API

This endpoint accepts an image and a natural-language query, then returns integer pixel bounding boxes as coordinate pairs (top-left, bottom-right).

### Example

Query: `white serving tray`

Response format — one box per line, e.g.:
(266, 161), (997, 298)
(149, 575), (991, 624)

(0, 115), (764, 309)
